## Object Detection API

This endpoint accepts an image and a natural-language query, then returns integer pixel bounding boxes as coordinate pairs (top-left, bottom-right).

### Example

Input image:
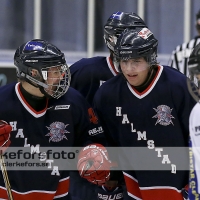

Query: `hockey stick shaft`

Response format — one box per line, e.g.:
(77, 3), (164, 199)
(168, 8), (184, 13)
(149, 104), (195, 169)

(0, 154), (14, 200)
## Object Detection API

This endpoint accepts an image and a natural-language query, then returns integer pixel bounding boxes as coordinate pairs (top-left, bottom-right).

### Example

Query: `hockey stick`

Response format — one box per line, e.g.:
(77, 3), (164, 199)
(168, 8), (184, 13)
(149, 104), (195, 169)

(0, 153), (14, 200)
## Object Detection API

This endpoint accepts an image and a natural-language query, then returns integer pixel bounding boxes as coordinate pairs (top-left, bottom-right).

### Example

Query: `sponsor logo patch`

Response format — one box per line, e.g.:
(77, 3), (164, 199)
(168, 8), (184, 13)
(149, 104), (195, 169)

(138, 28), (152, 39)
(55, 105), (70, 110)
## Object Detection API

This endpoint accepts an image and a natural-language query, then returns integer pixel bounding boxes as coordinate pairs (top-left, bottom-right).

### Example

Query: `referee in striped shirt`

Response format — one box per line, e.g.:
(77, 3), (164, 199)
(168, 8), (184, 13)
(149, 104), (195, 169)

(170, 10), (200, 76)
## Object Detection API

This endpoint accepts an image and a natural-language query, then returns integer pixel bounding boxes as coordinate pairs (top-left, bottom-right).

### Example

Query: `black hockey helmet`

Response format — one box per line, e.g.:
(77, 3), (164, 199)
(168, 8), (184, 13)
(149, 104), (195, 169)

(14, 39), (71, 99)
(114, 27), (158, 67)
(104, 11), (147, 52)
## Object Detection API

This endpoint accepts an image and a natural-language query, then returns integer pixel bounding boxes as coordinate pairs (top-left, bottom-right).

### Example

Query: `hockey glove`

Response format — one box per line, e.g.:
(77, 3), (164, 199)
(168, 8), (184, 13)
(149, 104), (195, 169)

(0, 120), (12, 154)
(77, 143), (111, 186)
(96, 185), (124, 200)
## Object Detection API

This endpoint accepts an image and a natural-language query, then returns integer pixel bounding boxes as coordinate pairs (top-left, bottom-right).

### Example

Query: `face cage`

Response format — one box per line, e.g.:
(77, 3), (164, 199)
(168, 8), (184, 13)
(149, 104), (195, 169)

(112, 55), (120, 72)
(187, 61), (200, 102)
(187, 73), (200, 103)
(41, 64), (71, 99)
(25, 64), (71, 99)
(104, 33), (118, 52)
(104, 36), (117, 52)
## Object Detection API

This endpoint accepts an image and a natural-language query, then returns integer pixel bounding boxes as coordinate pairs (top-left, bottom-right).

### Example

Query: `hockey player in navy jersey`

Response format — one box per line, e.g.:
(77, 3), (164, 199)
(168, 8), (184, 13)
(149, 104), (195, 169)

(187, 43), (200, 199)
(69, 11), (147, 200)
(0, 39), (110, 200)
(70, 11), (146, 105)
(93, 27), (196, 200)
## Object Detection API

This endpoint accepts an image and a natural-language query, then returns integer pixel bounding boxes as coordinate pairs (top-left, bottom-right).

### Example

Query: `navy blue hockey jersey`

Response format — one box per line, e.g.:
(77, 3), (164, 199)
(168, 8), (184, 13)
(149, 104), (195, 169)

(93, 65), (196, 200)
(70, 56), (121, 200)
(0, 83), (104, 200)
(70, 56), (118, 105)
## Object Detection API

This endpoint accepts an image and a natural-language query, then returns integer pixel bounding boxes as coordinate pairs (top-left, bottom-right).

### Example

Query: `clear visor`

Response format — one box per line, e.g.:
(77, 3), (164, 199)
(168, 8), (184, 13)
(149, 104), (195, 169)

(115, 48), (157, 69)
(119, 57), (150, 73)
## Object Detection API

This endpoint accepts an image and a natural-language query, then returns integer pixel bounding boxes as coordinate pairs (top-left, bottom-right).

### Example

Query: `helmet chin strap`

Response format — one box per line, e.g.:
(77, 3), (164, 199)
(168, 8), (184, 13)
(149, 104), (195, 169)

(25, 73), (48, 89)
(23, 73), (52, 98)
(39, 86), (53, 99)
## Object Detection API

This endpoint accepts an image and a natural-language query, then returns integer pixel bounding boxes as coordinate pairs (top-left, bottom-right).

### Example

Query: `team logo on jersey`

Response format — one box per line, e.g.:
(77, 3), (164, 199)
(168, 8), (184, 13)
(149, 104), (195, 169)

(46, 122), (70, 142)
(152, 105), (175, 126)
